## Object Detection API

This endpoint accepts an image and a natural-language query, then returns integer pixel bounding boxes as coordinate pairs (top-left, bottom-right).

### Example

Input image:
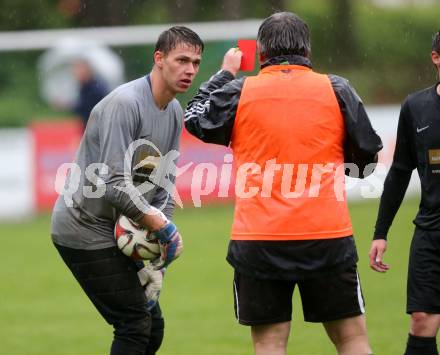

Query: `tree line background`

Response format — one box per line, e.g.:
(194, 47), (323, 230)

(0, 0), (439, 126)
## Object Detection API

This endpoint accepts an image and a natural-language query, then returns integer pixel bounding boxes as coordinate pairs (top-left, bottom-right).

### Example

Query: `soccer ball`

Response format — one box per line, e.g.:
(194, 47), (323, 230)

(114, 215), (161, 261)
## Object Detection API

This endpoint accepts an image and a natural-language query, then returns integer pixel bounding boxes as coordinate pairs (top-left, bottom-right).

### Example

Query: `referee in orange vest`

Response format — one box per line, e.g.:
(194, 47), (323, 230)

(185, 12), (382, 355)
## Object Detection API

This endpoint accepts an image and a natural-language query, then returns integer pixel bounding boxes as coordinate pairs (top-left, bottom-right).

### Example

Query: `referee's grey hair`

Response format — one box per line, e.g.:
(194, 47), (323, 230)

(433, 30), (440, 53)
(257, 12), (311, 60)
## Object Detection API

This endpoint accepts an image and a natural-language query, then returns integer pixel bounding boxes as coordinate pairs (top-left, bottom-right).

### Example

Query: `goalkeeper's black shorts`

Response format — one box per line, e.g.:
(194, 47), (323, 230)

(53, 243), (164, 354)
(233, 265), (365, 325)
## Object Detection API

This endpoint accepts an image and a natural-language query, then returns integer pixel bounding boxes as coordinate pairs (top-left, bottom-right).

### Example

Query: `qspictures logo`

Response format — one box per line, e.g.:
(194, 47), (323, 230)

(54, 138), (385, 211)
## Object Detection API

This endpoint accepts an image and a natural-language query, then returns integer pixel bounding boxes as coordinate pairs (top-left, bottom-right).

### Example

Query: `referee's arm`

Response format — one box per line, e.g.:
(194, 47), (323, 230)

(184, 70), (244, 146)
(374, 101), (416, 240)
(369, 101), (416, 272)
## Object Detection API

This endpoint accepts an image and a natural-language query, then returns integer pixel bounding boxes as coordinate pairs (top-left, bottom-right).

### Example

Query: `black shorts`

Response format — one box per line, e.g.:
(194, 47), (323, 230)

(233, 265), (365, 325)
(54, 244), (165, 354)
(407, 227), (440, 314)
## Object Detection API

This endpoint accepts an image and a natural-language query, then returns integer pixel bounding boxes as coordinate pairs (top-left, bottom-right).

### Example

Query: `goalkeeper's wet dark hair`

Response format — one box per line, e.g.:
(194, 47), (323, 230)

(257, 12), (311, 60)
(433, 30), (440, 53)
(155, 26), (204, 55)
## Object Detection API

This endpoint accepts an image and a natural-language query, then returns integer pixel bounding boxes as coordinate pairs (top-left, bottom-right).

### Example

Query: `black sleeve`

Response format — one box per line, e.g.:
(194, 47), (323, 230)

(329, 74), (383, 178)
(373, 101), (416, 240)
(184, 70), (245, 146)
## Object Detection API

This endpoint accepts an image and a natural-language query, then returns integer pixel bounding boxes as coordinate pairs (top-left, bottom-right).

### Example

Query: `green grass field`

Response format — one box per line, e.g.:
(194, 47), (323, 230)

(0, 198), (435, 355)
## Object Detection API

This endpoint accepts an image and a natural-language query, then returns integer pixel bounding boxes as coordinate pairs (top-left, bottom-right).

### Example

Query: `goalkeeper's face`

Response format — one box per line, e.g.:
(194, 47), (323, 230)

(156, 42), (202, 94)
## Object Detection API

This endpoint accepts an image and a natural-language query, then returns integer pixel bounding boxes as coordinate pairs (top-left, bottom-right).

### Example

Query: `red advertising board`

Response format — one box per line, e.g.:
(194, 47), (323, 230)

(31, 120), (83, 211)
(30, 120), (234, 211)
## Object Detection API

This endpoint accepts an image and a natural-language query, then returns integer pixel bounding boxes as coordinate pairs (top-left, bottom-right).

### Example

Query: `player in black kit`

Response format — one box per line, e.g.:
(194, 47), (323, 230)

(369, 31), (440, 355)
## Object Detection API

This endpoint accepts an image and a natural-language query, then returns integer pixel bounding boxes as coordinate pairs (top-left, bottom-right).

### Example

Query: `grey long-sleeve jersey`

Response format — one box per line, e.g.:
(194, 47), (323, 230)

(51, 75), (183, 250)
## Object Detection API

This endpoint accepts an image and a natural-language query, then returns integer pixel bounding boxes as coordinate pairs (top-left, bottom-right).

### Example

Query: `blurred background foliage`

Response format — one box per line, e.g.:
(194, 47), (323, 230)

(0, 0), (439, 126)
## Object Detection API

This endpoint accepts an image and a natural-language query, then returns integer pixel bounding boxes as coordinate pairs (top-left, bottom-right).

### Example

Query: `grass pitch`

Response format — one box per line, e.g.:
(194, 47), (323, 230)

(0, 198), (434, 354)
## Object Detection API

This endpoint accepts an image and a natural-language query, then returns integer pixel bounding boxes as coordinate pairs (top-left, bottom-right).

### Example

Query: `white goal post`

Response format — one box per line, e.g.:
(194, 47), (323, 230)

(0, 20), (261, 52)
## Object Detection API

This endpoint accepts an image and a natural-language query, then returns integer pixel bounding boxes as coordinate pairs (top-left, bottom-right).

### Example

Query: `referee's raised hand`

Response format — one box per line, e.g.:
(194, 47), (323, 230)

(221, 47), (243, 77)
(369, 239), (390, 273)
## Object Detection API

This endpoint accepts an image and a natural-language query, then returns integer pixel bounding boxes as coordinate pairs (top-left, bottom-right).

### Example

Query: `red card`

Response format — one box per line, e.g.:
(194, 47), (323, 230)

(238, 39), (257, 71)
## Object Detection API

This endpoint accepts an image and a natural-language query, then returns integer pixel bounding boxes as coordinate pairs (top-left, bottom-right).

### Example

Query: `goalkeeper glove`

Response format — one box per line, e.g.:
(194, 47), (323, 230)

(149, 221), (183, 270)
(137, 264), (165, 310)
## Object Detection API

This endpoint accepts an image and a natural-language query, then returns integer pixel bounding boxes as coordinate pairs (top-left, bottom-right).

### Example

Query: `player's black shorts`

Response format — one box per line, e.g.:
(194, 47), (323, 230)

(233, 265), (365, 325)
(407, 227), (440, 314)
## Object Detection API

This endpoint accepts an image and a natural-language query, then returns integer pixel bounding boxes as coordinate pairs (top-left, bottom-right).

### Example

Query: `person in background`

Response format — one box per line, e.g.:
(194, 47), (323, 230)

(370, 30), (440, 355)
(72, 59), (109, 129)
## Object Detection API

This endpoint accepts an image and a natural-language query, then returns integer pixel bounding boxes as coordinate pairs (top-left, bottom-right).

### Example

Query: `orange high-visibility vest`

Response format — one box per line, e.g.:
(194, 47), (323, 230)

(230, 65), (353, 241)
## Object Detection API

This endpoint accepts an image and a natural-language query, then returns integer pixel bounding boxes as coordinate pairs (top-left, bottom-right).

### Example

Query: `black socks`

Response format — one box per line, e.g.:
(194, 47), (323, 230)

(404, 334), (438, 355)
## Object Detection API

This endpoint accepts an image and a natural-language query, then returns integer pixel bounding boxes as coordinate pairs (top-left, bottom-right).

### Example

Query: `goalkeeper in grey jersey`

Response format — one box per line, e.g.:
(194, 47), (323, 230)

(51, 27), (203, 355)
